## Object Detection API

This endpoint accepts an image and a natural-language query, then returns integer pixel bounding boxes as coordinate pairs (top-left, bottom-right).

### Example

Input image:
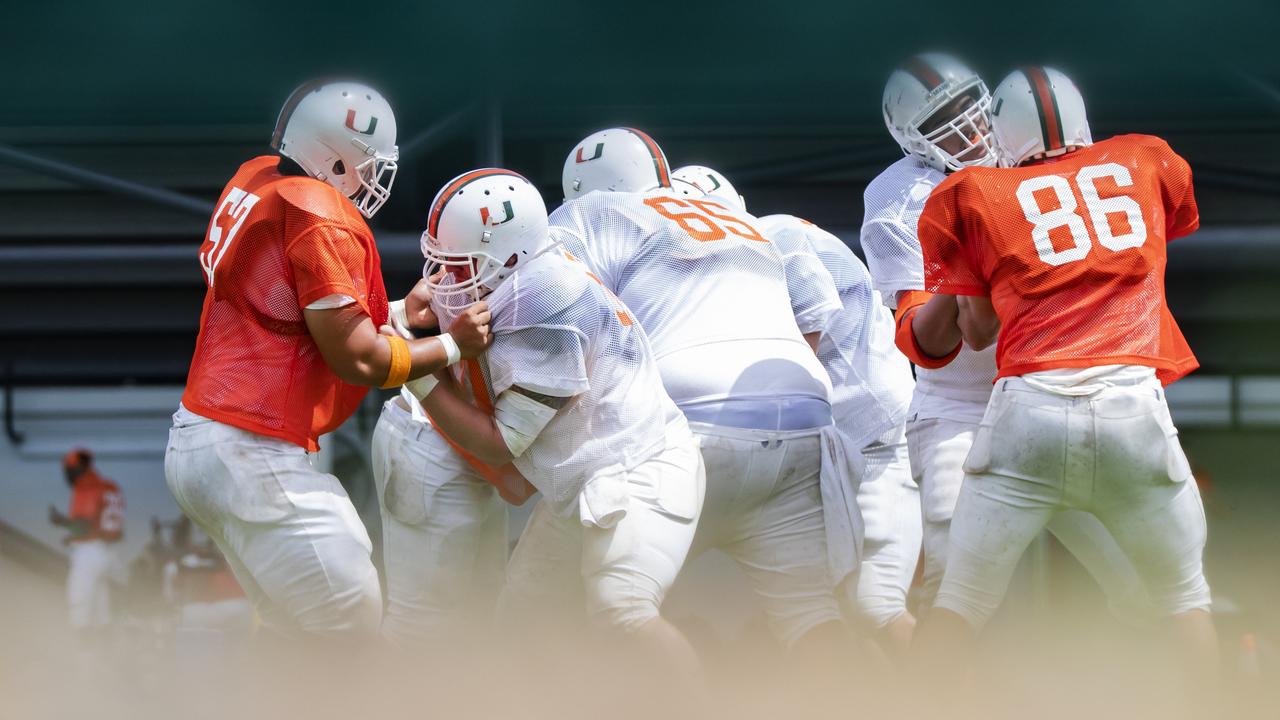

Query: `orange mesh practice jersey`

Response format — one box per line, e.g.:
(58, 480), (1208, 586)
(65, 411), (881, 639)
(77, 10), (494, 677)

(918, 134), (1199, 384)
(69, 471), (124, 543)
(182, 156), (389, 451)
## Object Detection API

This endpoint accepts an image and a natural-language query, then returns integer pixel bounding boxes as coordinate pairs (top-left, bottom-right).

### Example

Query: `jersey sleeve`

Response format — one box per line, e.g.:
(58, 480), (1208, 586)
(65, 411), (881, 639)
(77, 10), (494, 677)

(286, 223), (373, 312)
(893, 290), (961, 369)
(859, 217), (926, 307)
(917, 178), (989, 297)
(548, 195), (626, 291)
(1157, 140), (1200, 241)
(487, 325), (590, 398)
(773, 226), (842, 335)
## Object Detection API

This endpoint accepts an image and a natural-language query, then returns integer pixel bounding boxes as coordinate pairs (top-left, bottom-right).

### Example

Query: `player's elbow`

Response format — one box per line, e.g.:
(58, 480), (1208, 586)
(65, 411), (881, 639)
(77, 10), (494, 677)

(957, 296), (999, 351)
(964, 328), (997, 352)
(330, 349), (385, 386)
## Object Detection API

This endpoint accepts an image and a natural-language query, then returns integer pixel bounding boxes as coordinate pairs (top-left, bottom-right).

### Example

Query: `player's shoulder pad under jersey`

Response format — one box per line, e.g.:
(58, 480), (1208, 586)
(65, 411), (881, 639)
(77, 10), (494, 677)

(863, 156), (945, 218)
(756, 213), (808, 248)
(275, 174), (366, 226)
(488, 250), (596, 332)
(1103, 132), (1172, 153)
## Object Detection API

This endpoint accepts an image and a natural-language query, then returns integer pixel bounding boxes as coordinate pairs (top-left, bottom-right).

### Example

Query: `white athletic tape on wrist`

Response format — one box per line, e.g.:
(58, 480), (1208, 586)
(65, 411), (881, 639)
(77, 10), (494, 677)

(404, 373), (440, 401)
(438, 333), (462, 366)
(494, 389), (559, 458)
(388, 299), (410, 333)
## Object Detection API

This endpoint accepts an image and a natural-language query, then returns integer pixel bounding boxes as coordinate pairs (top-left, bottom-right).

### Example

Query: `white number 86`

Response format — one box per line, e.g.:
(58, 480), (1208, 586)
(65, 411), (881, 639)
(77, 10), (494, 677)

(1015, 163), (1148, 267)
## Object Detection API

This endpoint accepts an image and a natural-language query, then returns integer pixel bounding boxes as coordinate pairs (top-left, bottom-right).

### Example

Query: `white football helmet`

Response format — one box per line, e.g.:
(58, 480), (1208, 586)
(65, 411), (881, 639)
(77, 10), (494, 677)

(671, 165), (745, 211)
(562, 127), (671, 200)
(421, 169), (550, 311)
(882, 53), (997, 172)
(271, 79), (399, 218)
(990, 66), (1092, 167)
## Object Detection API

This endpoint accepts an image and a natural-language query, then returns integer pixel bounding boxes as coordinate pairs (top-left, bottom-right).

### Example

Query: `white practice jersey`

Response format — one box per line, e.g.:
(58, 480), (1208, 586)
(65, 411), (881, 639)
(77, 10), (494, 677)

(548, 190), (835, 416)
(859, 156), (997, 420)
(445, 249), (689, 513)
(760, 214), (915, 449)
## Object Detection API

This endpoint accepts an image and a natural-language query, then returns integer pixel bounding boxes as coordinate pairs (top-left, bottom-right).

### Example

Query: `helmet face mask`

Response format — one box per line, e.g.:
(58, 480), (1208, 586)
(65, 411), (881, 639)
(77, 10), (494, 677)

(351, 151), (398, 218)
(912, 83), (996, 170)
(421, 245), (510, 312)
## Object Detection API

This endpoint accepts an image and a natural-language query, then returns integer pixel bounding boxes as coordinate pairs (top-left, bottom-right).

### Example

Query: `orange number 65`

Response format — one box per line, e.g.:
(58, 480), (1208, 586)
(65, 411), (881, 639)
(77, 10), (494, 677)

(642, 196), (767, 243)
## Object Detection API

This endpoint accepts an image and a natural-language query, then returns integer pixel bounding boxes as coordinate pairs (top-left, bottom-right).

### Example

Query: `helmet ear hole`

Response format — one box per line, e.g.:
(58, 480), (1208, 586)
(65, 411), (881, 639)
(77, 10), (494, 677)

(332, 159), (346, 176)
(504, 254), (519, 268)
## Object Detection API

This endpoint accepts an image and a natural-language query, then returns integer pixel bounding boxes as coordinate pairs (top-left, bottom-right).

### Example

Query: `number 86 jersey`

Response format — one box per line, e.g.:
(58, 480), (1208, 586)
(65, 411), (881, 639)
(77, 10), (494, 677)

(917, 134), (1199, 385)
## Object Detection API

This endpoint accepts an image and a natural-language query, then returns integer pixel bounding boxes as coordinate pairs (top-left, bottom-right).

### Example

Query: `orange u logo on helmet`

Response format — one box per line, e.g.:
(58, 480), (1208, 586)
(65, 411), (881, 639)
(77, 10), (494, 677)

(479, 200), (515, 227)
(345, 109), (378, 135)
(575, 143), (604, 163)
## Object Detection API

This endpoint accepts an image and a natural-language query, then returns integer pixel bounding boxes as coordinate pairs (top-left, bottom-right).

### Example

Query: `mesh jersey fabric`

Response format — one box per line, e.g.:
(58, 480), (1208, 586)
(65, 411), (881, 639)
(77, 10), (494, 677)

(182, 155), (390, 451)
(918, 134), (1199, 384)
(480, 249), (687, 513)
(860, 156), (998, 402)
(757, 217), (842, 335)
(547, 190), (832, 409)
(68, 472), (124, 543)
(760, 214), (915, 449)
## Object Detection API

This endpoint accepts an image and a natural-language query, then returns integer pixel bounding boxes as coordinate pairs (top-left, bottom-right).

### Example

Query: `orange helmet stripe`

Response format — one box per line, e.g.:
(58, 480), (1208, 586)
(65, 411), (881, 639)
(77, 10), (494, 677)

(621, 127), (670, 188)
(427, 168), (526, 238)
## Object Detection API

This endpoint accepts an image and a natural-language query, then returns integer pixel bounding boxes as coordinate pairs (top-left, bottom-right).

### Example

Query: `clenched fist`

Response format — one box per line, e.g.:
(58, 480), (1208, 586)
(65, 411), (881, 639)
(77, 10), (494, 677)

(449, 301), (492, 358)
(402, 278), (439, 331)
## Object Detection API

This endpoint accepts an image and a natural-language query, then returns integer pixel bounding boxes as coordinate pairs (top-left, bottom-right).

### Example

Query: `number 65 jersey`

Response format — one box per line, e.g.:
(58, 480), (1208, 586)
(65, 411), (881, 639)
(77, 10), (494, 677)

(917, 134), (1199, 385)
(548, 190), (835, 413)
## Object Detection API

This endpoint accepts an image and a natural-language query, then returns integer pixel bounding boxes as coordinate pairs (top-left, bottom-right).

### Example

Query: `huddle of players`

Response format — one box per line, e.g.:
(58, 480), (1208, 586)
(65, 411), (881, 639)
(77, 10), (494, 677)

(166, 52), (1214, 679)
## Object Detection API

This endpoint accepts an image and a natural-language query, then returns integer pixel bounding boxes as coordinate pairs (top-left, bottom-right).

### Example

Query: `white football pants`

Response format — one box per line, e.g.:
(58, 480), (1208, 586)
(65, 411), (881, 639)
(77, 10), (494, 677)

(841, 425), (922, 632)
(371, 399), (508, 647)
(164, 406), (381, 639)
(908, 413), (1150, 619)
(499, 438), (705, 634)
(935, 376), (1211, 628)
(690, 424), (843, 648)
(67, 540), (115, 630)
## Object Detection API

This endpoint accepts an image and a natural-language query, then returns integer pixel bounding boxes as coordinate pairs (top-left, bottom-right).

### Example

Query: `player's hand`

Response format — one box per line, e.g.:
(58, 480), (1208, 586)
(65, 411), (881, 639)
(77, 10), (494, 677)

(402, 278), (439, 331)
(48, 505), (64, 525)
(449, 301), (492, 359)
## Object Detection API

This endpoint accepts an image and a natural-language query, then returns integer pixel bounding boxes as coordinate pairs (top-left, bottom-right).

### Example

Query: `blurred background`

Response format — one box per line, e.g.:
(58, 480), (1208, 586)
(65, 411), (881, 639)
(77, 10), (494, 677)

(0, 0), (1277, 703)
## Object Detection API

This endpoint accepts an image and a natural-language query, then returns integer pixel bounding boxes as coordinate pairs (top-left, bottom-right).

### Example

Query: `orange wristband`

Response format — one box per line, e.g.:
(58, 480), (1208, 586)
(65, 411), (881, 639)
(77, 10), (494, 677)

(380, 334), (412, 388)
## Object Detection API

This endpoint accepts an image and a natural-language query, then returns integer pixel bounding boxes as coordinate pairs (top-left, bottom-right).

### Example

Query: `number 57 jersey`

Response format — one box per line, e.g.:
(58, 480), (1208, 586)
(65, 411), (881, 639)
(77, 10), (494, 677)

(548, 191), (833, 412)
(918, 134), (1199, 385)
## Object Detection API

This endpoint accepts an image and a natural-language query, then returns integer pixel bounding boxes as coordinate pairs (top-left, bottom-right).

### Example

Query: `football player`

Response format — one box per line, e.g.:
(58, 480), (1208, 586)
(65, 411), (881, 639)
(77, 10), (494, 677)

(672, 164), (921, 660)
(404, 168), (705, 676)
(50, 448), (124, 644)
(164, 80), (491, 640)
(913, 65), (1215, 684)
(863, 54), (1146, 617)
(548, 130), (853, 661)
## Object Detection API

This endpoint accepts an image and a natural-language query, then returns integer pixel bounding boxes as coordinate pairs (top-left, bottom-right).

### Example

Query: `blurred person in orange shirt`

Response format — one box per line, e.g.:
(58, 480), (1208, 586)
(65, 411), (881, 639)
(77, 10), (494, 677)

(49, 448), (124, 643)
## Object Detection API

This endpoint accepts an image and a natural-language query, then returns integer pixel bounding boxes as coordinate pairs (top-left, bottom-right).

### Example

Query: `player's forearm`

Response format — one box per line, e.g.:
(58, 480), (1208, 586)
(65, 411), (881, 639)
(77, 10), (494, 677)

(417, 375), (515, 466)
(911, 293), (963, 359)
(305, 306), (457, 387)
(957, 296), (999, 351)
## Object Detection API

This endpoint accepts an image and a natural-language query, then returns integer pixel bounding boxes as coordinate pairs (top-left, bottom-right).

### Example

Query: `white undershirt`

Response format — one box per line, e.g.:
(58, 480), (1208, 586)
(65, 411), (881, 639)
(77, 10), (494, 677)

(305, 294), (356, 310)
(1020, 364), (1157, 396)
